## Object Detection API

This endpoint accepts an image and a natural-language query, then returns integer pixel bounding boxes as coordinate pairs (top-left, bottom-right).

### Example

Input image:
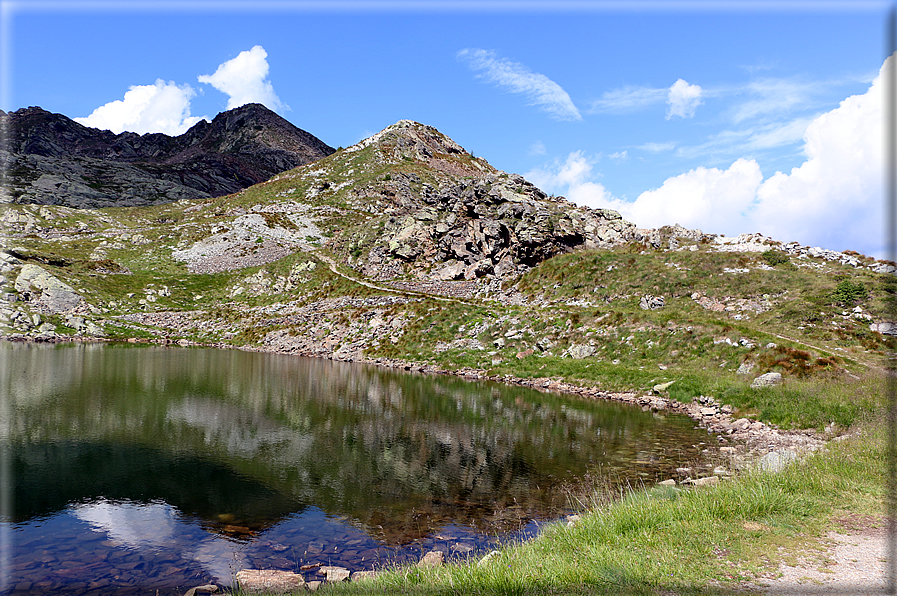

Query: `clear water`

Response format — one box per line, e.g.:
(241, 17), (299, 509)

(1, 342), (713, 594)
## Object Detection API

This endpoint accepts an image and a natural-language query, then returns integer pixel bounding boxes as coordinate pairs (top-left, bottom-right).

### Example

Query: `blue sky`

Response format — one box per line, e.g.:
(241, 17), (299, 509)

(2, 1), (893, 257)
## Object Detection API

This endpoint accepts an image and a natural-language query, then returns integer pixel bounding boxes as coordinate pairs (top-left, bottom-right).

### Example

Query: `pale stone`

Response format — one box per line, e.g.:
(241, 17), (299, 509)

(652, 380), (675, 393)
(321, 566), (350, 582)
(235, 569), (305, 594)
(418, 550), (445, 567)
(751, 372), (782, 388)
(658, 479), (676, 486)
(477, 550), (501, 567)
(568, 344), (595, 359)
(759, 449), (797, 473)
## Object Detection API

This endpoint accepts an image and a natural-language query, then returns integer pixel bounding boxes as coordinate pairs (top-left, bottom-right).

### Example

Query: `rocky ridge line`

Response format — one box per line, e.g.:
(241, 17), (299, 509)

(0, 104), (335, 208)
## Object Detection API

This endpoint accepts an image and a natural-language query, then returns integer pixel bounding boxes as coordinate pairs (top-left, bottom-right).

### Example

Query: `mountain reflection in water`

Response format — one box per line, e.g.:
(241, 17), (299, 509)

(3, 342), (711, 593)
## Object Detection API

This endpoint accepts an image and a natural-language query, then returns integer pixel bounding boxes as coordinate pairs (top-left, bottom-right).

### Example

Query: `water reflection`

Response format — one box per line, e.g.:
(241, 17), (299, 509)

(2, 341), (712, 594)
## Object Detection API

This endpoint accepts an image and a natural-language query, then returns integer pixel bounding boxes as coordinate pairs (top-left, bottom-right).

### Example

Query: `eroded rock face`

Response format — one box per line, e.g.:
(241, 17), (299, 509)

(14, 264), (83, 313)
(337, 122), (635, 280)
(1, 104), (334, 208)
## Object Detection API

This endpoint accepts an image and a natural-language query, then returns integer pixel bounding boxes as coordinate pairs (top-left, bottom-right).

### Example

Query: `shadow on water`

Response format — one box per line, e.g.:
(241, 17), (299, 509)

(2, 342), (714, 594)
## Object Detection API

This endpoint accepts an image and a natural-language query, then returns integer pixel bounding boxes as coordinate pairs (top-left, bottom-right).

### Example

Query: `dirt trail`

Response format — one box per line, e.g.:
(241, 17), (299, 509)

(314, 253), (478, 306)
(744, 516), (894, 595)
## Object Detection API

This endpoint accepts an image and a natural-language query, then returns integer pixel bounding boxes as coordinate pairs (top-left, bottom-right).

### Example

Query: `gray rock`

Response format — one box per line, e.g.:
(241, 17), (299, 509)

(477, 550), (501, 567)
(235, 569), (305, 594)
(450, 543), (476, 554)
(418, 550), (445, 567)
(567, 344), (596, 359)
(639, 295), (665, 310)
(870, 322), (897, 335)
(751, 372), (783, 388)
(350, 571), (377, 581)
(321, 566), (350, 582)
(15, 264), (83, 313)
(652, 380), (676, 393)
(736, 361), (754, 375)
(431, 260), (465, 281)
(40, 288), (82, 313)
(759, 449), (797, 473)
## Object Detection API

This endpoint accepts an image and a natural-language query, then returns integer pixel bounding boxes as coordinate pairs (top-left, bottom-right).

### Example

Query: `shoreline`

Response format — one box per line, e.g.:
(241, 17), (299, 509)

(4, 332), (830, 475)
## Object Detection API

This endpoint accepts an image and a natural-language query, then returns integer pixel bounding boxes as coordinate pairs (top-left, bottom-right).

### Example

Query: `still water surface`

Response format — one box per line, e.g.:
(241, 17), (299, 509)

(2, 342), (713, 594)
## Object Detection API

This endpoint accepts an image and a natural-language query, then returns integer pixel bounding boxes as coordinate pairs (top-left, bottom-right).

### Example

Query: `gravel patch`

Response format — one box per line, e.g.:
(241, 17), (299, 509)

(746, 516), (893, 595)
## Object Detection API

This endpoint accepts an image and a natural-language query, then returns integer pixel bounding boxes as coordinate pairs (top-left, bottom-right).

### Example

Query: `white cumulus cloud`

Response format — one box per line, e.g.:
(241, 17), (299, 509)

(198, 45), (286, 113)
(525, 151), (617, 208)
(75, 79), (206, 135)
(621, 158), (764, 234)
(458, 48), (581, 121)
(666, 79), (703, 119)
(527, 53), (890, 257)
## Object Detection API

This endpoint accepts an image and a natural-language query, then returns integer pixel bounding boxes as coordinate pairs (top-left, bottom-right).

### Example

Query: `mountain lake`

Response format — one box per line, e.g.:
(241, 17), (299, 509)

(2, 341), (717, 595)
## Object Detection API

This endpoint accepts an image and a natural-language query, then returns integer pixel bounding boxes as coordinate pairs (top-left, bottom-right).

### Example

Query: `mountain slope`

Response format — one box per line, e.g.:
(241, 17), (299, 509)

(0, 104), (335, 208)
(0, 118), (893, 435)
(174, 119), (634, 281)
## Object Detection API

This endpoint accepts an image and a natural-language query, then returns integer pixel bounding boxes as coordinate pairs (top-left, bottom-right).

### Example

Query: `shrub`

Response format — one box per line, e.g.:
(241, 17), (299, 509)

(762, 250), (790, 267)
(832, 279), (866, 306)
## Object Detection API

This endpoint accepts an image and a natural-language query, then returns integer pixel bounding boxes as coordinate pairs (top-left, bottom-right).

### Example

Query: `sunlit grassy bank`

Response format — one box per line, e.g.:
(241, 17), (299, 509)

(320, 421), (887, 595)
(242, 370), (888, 596)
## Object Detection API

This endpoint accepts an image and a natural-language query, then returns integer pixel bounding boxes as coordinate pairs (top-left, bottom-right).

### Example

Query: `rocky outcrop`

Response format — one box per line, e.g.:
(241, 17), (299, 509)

(0, 104), (335, 208)
(329, 121), (635, 280)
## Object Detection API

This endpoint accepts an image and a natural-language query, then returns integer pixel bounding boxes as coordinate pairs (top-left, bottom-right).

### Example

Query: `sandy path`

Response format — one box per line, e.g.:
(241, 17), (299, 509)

(746, 517), (894, 595)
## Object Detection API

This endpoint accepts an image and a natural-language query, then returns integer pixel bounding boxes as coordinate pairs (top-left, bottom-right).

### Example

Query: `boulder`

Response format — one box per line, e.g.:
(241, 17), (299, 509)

(870, 322), (897, 335)
(736, 362), (754, 375)
(418, 550), (445, 567)
(567, 344), (596, 359)
(431, 260), (465, 281)
(15, 264), (83, 313)
(319, 566), (350, 582)
(652, 380), (676, 393)
(759, 449), (797, 473)
(639, 295), (665, 310)
(477, 550), (501, 567)
(751, 372), (782, 388)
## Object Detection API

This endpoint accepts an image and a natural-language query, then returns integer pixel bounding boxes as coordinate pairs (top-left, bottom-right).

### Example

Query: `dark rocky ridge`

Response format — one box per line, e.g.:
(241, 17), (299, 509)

(0, 104), (335, 208)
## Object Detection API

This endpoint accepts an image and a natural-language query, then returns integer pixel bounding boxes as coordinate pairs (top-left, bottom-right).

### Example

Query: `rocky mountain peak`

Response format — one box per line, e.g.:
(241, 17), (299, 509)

(252, 120), (636, 281)
(347, 120), (469, 163)
(1, 104), (335, 208)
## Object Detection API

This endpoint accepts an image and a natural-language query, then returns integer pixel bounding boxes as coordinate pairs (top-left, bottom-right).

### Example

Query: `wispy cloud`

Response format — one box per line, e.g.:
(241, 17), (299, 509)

(588, 85), (666, 114)
(198, 45), (287, 113)
(729, 78), (821, 123)
(608, 150), (628, 163)
(75, 79), (206, 135)
(666, 79), (703, 119)
(672, 116), (814, 160)
(457, 48), (581, 121)
(638, 141), (676, 153)
(529, 141), (547, 156)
